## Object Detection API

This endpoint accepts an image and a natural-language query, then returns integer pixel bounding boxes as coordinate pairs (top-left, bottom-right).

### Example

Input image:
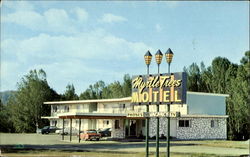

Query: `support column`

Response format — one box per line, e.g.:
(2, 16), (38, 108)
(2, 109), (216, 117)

(128, 119), (131, 137)
(167, 104), (170, 157)
(70, 118), (72, 142)
(62, 118), (65, 140)
(78, 119), (81, 143)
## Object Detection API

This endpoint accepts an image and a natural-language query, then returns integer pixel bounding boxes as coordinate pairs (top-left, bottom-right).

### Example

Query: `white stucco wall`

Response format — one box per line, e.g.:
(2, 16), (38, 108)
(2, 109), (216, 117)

(111, 119), (125, 139)
(148, 118), (177, 137)
(176, 117), (227, 139)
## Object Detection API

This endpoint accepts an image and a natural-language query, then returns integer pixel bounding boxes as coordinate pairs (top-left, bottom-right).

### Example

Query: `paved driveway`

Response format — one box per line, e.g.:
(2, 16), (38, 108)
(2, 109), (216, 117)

(0, 133), (249, 156)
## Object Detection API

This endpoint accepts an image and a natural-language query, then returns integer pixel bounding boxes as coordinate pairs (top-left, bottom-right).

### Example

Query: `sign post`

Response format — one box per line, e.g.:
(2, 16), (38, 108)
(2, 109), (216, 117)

(136, 49), (186, 157)
(131, 72), (187, 157)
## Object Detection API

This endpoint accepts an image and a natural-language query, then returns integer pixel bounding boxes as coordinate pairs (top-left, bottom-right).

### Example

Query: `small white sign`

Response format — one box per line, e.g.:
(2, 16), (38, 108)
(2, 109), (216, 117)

(144, 112), (177, 118)
(127, 112), (178, 118)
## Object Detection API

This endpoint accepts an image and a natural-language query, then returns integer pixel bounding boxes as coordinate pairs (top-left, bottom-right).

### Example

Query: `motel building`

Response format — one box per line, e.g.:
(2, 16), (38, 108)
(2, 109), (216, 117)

(42, 91), (229, 140)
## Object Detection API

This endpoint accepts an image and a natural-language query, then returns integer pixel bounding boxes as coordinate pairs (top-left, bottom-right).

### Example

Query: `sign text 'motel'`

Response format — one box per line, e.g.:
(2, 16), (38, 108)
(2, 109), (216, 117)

(131, 72), (187, 105)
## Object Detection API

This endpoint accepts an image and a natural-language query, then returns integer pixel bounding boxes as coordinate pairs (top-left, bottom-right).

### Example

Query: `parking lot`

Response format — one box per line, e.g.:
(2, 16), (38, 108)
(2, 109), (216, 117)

(0, 133), (249, 156)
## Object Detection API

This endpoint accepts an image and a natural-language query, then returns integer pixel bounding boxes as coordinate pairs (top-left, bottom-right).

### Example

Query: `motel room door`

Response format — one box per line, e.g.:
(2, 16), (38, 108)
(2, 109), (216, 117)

(125, 120), (137, 137)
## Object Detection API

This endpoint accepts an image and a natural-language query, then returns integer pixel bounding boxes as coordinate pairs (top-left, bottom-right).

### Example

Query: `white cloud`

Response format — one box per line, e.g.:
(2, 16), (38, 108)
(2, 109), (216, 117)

(100, 13), (127, 23)
(2, 10), (44, 30)
(2, 7), (88, 34)
(74, 7), (88, 22)
(2, 1), (34, 11)
(1, 29), (152, 93)
(155, 24), (162, 32)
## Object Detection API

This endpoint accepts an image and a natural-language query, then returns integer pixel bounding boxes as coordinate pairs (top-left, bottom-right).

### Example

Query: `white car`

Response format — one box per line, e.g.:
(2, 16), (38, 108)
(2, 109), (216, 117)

(56, 127), (79, 135)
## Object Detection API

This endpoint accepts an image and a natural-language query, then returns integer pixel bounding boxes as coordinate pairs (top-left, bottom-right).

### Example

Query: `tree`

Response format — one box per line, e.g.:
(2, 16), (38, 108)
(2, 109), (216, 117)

(185, 51), (250, 140)
(0, 99), (14, 132)
(226, 51), (250, 140)
(62, 84), (79, 100)
(8, 69), (60, 133)
(79, 81), (105, 100)
(184, 63), (201, 92)
(211, 57), (231, 94)
(122, 74), (132, 97)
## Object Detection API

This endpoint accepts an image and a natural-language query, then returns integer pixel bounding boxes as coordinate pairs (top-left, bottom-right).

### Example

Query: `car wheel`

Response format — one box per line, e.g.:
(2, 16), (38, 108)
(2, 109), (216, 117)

(96, 138), (99, 141)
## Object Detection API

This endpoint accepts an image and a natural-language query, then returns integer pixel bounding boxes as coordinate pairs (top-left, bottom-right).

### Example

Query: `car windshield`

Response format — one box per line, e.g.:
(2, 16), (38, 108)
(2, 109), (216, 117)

(87, 130), (97, 133)
(100, 128), (109, 131)
(43, 126), (49, 129)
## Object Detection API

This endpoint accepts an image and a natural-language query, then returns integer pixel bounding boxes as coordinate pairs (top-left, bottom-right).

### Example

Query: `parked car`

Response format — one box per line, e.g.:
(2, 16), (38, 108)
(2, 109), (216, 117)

(41, 126), (61, 134)
(98, 128), (111, 137)
(80, 129), (101, 141)
(55, 127), (79, 135)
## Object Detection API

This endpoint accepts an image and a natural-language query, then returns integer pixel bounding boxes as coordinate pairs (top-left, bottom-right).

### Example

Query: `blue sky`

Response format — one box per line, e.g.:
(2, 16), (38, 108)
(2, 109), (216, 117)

(1, 1), (249, 94)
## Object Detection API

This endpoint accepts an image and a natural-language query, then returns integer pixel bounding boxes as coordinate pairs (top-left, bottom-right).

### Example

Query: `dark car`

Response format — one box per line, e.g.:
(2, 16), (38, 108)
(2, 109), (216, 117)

(41, 126), (60, 134)
(98, 128), (111, 137)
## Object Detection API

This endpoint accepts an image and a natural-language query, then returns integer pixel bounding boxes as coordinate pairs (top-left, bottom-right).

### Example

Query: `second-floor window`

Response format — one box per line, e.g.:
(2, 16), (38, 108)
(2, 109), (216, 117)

(64, 106), (69, 112)
(52, 106), (57, 112)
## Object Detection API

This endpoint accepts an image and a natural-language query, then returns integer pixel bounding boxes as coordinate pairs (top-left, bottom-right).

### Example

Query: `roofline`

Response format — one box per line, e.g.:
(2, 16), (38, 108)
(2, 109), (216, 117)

(44, 97), (131, 105)
(44, 91), (229, 105)
(180, 114), (229, 118)
(187, 91), (229, 97)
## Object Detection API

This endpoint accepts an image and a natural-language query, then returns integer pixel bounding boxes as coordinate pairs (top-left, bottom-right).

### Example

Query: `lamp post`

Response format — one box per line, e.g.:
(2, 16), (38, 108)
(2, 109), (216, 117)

(144, 51), (152, 157)
(165, 48), (174, 157)
(155, 50), (163, 157)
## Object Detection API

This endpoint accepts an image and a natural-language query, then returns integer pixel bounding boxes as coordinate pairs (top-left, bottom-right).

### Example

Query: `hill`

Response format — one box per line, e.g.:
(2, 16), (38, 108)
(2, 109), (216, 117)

(0, 90), (16, 105)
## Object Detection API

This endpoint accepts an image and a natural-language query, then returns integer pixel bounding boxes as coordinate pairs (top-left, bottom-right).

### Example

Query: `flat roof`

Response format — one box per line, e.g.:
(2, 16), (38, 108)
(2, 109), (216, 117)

(42, 113), (228, 119)
(180, 114), (228, 118)
(57, 112), (130, 119)
(44, 91), (229, 105)
(187, 91), (229, 97)
(44, 97), (131, 105)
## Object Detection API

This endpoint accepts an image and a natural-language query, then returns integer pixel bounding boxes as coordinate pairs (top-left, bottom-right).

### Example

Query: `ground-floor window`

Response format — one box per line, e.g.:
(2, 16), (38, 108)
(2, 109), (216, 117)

(211, 120), (218, 128)
(142, 120), (145, 127)
(52, 120), (57, 126)
(179, 120), (190, 127)
(103, 120), (109, 126)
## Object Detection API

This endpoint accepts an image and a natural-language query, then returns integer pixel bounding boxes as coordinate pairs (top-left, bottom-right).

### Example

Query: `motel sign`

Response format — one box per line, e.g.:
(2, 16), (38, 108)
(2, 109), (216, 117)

(131, 72), (187, 105)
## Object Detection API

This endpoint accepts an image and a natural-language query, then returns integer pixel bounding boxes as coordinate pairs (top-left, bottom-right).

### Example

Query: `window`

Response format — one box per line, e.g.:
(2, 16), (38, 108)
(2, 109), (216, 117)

(142, 120), (145, 127)
(211, 120), (218, 128)
(103, 120), (109, 126)
(77, 105), (81, 110)
(64, 106), (69, 112)
(115, 120), (120, 129)
(52, 106), (57, 112)
(179, 120), (190, 127)
(52, 121), (57, 126)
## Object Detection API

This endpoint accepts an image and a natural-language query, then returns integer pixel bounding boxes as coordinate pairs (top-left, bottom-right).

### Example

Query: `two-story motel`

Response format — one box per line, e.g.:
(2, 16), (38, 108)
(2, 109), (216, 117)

(42, 91), (229, 140)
